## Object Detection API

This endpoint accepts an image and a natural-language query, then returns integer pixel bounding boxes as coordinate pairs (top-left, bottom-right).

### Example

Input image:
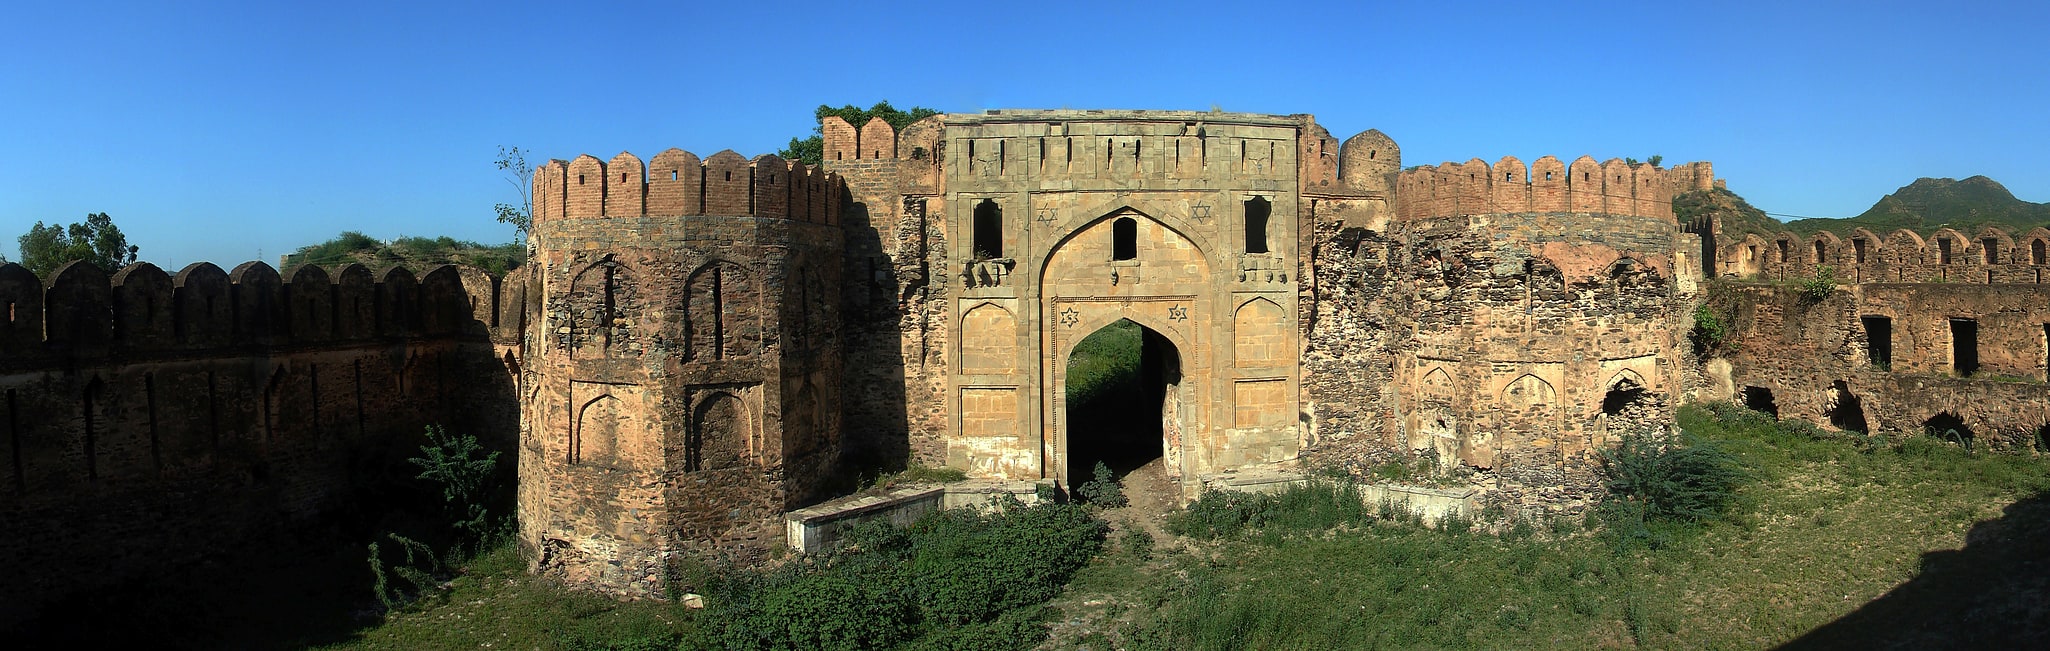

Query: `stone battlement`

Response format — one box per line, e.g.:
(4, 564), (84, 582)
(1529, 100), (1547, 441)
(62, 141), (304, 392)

(1717, 224), (2050, 284)
(532, 150), (844, 224)
(0, 260), (520, 367)
(1395, 157), (1716, 221)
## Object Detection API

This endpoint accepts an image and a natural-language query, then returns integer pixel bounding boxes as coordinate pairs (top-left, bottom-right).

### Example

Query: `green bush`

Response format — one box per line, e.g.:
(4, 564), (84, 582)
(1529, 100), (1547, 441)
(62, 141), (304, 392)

(1599, 431), (1744, 524)
(1800, 266), (1839, 302)
(1689, 304), (1728, 354)
(705, 499), (1106, 651)
(1076, 461), (1127, 508)
(1169, 479), (1377, 539)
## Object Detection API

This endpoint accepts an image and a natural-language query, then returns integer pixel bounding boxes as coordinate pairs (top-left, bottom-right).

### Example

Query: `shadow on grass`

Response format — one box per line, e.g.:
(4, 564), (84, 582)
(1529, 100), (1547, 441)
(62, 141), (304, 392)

(1777, 488), (2050, 650)
(5, 522), (387, 650)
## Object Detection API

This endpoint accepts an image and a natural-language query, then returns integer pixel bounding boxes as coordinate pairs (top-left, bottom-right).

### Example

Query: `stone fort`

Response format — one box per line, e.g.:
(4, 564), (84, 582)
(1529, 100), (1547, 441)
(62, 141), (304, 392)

(7, 109), (2050, 610)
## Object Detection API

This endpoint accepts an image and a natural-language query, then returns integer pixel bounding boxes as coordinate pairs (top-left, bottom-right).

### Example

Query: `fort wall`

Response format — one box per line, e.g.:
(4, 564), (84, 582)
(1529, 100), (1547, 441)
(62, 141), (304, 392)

(0, 259), (520, 626)
(1703, 283), (2050, 451)
(521, 150), (847, 596)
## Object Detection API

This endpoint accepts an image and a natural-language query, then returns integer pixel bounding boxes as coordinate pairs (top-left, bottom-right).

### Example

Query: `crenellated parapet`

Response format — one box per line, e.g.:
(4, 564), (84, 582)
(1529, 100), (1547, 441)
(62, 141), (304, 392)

(1393, 156), (1716, 221)
(1723, 224), (2050, 284)
(0, 259), (520, 370)
(531, 149), (846, 225)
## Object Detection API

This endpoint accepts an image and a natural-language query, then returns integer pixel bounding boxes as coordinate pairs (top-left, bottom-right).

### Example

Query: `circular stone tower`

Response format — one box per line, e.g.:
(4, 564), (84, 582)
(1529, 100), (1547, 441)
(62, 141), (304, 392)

(516, 149), (845, 596)
(1386, 155), (1705, 506)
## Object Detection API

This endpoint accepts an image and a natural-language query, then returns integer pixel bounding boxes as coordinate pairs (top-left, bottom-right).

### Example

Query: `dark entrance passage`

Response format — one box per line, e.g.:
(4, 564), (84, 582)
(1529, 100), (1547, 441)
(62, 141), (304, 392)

(1826, 380), (1868, 433)
(1743, 386), (1779, 418)
(1064, 319), (1177, 482)
(1924, 412), (1975, 450)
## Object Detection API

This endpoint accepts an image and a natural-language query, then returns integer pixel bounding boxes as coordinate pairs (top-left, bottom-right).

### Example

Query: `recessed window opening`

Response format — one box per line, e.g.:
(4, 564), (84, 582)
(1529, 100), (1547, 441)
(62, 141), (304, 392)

(998, 140), (1006, 174)
(1370, 150), (1377, 160)
(1950, 318), (1979, 377)
(1776, 240), (1789, 262)
(972, 200), (1003, 259)
(577, 174), (584, 185)
(1112, 217), (1138, 261)
(2034, 240), (2047, 265)
(967, 140), (976, 171)
(1814, 240), (1826, 262)
(1939, 238), (1953, 265)
(1984, 238), (1999, 264)
(1545, 171), (1553, 181)
(671, 170), (678, 181)
(621, 173), (627, 183)
(1244, 196), (1271, 254)
(1862, 315), (1892, 369)
(1853, 239), (1867, 263)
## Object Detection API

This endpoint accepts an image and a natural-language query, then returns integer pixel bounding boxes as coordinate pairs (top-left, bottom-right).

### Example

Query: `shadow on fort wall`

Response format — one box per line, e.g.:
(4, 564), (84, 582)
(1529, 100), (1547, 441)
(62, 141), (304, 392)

(0, 262), (520, 648)
(1776, 488), (2050, 650)
(834, 198), (914, 483)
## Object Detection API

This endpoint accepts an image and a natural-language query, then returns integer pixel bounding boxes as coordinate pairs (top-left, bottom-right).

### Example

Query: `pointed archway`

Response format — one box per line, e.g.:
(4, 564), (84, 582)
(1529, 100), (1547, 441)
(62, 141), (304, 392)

(1062, 318), (1181, 483)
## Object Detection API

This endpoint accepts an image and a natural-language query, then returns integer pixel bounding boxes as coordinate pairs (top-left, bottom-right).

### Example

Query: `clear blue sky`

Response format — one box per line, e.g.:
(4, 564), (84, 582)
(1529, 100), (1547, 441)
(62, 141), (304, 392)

(4, 0), (2046, 269)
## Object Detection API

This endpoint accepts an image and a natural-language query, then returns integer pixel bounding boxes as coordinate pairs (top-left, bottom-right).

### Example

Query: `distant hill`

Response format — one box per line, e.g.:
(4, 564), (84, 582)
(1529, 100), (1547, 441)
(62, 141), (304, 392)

(1783, 176), (2050, 236)
(1674, 187), (1786, 241)
(281, 231), (525, 276)
(1675, 177), (2050, 240)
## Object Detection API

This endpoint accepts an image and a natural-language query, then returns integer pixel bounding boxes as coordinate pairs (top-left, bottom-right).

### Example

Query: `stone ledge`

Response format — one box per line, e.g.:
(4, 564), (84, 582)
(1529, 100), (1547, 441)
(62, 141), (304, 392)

(782, 480), (1054, 554)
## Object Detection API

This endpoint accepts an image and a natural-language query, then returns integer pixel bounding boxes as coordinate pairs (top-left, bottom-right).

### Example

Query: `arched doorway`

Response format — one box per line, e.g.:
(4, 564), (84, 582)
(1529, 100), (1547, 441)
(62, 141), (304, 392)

(1063, 318), (1180, 483)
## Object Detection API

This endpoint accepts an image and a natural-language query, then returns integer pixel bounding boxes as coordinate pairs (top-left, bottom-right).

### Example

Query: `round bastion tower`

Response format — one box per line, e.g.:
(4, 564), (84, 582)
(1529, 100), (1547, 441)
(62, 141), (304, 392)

(516, 149), (847, 597)
(1382, 156), (1717, 506)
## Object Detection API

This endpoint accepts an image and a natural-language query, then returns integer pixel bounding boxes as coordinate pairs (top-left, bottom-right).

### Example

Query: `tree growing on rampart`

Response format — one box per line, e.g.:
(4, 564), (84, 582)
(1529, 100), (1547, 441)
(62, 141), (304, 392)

(16, 212), (138, 276)
(493, 145), (533, 239)
(779, 101), (940, 166)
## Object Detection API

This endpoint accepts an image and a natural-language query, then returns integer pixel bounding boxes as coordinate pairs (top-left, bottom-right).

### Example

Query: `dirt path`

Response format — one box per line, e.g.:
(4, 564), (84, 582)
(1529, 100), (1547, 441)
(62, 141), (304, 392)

(1105, 457), (1179, 542)
(1038, 457), (1187, 649)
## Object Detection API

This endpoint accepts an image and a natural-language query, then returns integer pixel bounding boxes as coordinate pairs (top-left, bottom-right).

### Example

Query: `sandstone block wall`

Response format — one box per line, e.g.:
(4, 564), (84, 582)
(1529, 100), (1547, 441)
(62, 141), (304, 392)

(522, 151), (846, 596)
(0, 259), (519, 626)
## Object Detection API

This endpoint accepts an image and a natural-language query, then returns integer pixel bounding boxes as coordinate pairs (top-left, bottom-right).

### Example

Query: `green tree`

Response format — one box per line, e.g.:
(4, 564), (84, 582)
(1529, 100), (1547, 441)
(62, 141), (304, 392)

(493, 145), (533, 239)
(778, 101), (941, 166)
(17, 212), (138, 276)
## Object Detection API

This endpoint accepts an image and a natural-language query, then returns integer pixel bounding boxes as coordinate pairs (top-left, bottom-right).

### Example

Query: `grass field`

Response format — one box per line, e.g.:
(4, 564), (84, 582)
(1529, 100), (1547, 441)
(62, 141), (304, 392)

(249, 402), (2050, 649)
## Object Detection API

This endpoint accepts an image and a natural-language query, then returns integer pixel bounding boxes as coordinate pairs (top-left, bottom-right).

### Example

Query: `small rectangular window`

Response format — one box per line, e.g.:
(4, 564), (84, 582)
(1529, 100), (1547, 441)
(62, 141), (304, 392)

(1243, 197), (1271, 254)
(1853, 239), (1867, 263)
(1950, 318), (1979, 377)
(1939, 239), (1953, 265)
(1862, 315), (1892, 370)
(1984, 238), (1999, 264)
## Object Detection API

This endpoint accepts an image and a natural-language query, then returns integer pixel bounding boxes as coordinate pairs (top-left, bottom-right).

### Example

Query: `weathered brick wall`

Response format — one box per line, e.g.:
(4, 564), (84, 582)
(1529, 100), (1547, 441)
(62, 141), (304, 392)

(1725, 224), (2050, 286)
(1707, 283), (2050, 449)
(1395, 156), (1703, 222)
(522, 152), (845, 596)
(0, 259), (517, 626)
(824, 155), (951, 469)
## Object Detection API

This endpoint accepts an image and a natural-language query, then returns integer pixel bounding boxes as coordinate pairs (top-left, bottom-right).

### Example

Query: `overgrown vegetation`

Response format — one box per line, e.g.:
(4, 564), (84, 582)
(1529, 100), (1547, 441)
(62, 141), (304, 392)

(1075, 461), (1128, 507)
(779, 101), (941, 166)
(1799, 265), (1839, 301)
(14, 211), (139, 275)
(282, 231), (526, 275)
(1689, 303), (1729, 354)
(319, 402), (2050, 648)
(1051, 402), (2050, 649)
(367, 424), (508, 611)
